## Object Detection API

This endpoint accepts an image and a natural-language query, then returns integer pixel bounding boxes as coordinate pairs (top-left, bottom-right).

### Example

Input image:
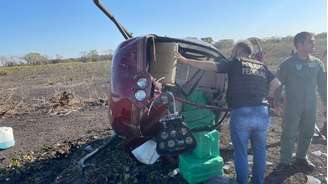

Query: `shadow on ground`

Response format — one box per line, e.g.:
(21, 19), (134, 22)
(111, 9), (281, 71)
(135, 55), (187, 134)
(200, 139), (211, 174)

(0, 135), (109, 184)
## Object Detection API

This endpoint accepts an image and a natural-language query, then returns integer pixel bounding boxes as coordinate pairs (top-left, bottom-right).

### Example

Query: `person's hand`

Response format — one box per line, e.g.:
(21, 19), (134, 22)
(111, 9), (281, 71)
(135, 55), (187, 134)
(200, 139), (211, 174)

(269, 96), (284, 116)
(277, 96), (286, 115)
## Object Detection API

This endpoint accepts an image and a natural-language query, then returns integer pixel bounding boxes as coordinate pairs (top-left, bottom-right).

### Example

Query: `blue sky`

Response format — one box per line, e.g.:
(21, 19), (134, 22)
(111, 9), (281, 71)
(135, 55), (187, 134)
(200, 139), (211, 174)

(0, 0), (326, 58)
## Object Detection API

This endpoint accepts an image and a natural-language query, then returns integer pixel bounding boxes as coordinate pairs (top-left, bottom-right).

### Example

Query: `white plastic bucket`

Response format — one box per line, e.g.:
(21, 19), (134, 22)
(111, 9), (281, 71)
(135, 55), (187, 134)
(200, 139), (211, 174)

(0, 127), (15, 149)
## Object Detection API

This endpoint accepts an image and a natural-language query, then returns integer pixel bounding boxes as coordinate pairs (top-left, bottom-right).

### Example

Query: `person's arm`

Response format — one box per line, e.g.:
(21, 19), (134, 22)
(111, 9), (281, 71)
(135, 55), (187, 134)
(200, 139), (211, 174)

(276, 61), (288, 85)
(266, 68), (282, 110)
(265, 67), (281, 98)
(268, 78), (281, 98)
(317, 61), (327, 106)
(176, 52), (218, 72)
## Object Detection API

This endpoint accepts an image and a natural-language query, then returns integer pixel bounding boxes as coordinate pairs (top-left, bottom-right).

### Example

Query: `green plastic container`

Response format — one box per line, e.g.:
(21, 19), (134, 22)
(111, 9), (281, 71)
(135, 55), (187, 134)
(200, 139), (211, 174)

(179, 90), (224, 184)
(179, 154), (224, 184)
(182, 90), (216, 129)
(192, 130), (220, 159)
(182, 90), (207, 111)
(182, 110), (216, 129)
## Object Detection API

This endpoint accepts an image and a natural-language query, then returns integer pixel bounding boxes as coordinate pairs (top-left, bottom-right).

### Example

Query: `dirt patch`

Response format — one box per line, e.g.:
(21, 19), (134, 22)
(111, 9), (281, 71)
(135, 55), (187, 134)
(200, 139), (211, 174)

(0, 111), (326, 184)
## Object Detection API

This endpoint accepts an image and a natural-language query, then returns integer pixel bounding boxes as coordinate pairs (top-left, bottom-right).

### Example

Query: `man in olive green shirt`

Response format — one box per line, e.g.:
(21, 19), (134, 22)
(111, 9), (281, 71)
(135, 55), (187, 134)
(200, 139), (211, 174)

(276, 32), (326, 171)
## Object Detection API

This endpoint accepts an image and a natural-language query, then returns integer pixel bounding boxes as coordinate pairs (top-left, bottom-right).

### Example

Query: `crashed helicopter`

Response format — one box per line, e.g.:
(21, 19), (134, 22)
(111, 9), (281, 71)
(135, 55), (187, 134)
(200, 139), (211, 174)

(79, 1), (264, 183)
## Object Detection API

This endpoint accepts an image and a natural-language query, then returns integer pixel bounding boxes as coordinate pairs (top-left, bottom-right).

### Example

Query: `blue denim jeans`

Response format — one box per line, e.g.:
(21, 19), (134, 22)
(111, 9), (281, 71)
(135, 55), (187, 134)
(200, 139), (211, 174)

(229, 105), (270, 184)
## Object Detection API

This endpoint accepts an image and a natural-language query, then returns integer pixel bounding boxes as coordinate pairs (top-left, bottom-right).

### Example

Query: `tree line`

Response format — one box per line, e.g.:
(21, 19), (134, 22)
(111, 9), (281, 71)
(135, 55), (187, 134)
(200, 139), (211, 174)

(1, 33), (326, 67)
(0, 49), (113, 67)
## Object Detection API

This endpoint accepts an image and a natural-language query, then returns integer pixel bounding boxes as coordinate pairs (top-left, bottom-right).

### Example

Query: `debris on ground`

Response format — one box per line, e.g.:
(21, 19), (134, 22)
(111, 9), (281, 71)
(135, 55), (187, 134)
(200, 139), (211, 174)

(205, 175), (235, 184)
(306, 175), (322, 184)
(168, 168), (179, 177)
(47, 91), (83, 116)
(312, 150), (327, 157)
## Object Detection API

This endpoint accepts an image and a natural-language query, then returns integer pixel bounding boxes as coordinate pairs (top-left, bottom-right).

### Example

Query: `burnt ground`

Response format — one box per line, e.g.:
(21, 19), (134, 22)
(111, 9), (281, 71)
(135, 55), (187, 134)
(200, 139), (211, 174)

(0, 61), (326, 184)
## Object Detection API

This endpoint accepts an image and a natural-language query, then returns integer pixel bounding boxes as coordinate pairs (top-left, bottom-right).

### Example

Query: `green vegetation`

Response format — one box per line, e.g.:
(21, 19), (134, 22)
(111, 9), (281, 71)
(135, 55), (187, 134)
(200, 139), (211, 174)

(0, 60), (110, 77)
(206, 32), (327, 70)
(24, 53), (48, 65)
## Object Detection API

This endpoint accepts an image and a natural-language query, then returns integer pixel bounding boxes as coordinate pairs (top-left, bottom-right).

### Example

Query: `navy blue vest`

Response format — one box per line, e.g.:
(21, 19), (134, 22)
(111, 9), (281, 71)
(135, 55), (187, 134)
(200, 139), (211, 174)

(227, 57), (270, 108)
